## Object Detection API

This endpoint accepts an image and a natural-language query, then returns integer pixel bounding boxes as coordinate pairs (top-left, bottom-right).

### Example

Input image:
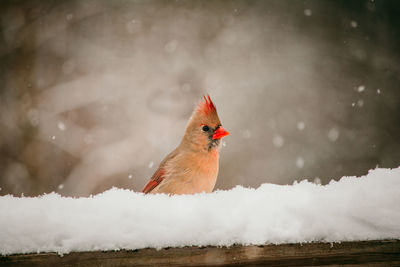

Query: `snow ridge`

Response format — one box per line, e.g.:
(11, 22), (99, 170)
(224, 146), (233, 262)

(1, 167), (400, 255)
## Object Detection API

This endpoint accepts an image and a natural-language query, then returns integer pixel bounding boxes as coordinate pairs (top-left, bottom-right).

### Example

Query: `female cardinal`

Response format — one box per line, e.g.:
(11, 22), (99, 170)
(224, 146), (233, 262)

(142, 95), (229, 195)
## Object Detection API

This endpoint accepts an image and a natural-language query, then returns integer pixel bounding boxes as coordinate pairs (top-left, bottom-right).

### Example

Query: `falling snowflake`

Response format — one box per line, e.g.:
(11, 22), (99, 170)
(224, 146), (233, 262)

(296, 157), (305, 169)
(357, 85), (365, 92)
(66, 14), (74, 21)
(272, 135), (284, 147)
(328, 128), (339, 142)
(58, 122), (66, 131)
(304, 9), (312, 16)
(297, 121), (305, 131)
(27, 109), (39, 127)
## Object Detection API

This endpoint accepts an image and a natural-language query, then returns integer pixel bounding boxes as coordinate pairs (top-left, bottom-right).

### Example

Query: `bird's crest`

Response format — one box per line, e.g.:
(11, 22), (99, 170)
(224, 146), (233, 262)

(197, 94), (217, 115)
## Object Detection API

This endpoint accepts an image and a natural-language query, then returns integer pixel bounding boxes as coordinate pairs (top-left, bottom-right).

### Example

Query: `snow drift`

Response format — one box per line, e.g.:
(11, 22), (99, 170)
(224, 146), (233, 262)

(1, 167), (400, 255)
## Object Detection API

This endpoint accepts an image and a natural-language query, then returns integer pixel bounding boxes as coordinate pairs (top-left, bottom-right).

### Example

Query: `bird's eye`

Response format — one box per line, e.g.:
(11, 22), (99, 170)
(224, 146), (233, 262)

(202, 125), (210, 132)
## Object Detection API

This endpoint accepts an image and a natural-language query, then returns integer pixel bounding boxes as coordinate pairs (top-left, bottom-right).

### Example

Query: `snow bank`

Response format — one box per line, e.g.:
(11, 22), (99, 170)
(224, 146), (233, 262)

(1, 167), (400, 255)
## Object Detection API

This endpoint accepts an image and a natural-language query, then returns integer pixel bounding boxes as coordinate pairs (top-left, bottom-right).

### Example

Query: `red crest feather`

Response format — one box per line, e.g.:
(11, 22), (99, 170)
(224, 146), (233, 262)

(198, 94), (216, 114)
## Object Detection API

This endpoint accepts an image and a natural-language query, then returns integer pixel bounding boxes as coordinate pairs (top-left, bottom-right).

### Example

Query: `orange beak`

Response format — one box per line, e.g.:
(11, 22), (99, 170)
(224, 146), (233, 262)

(212, 127), (230, 140)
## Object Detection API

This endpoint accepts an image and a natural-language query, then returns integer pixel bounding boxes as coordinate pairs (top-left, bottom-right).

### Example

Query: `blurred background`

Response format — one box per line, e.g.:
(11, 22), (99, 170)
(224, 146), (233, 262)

(1, 0), (399, 197)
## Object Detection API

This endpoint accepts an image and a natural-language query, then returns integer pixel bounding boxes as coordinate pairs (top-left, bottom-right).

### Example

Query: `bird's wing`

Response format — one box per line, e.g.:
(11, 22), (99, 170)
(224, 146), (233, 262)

(142, 149), (178, 194)
(142, 166), (166, 194)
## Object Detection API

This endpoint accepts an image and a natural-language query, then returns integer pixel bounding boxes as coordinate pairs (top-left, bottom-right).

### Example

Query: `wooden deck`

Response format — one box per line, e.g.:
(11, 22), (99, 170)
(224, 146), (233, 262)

(1, 240), (399, 266)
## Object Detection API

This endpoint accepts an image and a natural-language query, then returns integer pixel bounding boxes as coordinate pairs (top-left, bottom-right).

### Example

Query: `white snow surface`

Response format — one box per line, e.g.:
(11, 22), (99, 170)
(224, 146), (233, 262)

(1, 167), (400, 255)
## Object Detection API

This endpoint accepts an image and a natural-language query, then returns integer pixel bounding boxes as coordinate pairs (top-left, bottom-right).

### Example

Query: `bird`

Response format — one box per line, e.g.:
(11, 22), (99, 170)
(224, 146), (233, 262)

(142, 94), (229, 195)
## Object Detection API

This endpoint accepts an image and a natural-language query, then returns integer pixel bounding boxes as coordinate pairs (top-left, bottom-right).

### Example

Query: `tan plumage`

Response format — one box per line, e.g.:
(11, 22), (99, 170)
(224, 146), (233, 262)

(142, 95), (229, 195)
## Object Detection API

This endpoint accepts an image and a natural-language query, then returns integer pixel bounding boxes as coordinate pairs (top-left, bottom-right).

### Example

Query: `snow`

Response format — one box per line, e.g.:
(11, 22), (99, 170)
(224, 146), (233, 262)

(1, 167), (400, 255)
(297, 121), (305, 131)
(304, 9), (312, 16)
(328, 128), (339, 142)
(57, 122), (66, 131)
(66, 13), (74, 21)
(357, 85), (365, 92)
(272, 134), (284, 147)
(296, 157), (305, 168)
(27, 109), (39, 127)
